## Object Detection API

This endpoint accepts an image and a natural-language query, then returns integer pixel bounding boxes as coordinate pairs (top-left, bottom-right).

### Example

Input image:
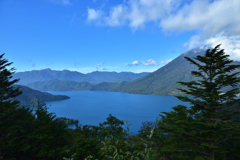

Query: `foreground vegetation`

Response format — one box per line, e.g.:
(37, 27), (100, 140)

(56, 117), (79, 124)
(1, 45), (240, 159)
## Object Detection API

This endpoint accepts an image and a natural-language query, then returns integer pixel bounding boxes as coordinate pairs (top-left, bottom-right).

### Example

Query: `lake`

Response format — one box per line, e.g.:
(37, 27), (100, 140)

(44, 90), (191, 135)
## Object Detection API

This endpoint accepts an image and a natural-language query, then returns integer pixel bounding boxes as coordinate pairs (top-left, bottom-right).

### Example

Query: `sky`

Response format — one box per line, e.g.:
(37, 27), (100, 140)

(0, 0), (240, 73)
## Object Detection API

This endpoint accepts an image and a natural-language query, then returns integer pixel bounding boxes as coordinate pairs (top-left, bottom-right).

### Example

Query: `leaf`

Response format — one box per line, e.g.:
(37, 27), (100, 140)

(131, 144), (135, 148)
(115, 139), (119, 145)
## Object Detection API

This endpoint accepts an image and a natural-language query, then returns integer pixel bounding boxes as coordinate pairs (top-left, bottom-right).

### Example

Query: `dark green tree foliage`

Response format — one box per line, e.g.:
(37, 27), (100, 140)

(158, 45), (240, 159)
(0, 53), (22, 107)
(0, 53), (31, 159)
(66, 114), (128, 160)
(97, 114), (127, 141)
(0, 53), (69, 159)
(29, 101), (69, 159)
(68, 124), (101, 160)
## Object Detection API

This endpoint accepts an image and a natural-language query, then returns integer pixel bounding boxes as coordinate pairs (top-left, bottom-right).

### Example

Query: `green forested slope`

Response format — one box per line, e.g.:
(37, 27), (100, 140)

(26, 79), (94, 91)
(90, 82), (119, 91)
(13, 85), (70, 107)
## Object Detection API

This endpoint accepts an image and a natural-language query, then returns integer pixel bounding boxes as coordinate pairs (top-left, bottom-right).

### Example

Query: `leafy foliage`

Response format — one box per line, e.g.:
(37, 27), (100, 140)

(56, 117), (79, 124)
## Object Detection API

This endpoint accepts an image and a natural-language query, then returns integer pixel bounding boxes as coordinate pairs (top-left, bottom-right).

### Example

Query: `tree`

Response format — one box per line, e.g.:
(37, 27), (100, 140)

(68, 124), (101, 160)
(0, 54), (70, 159)
(158, 45), (240, 159)
(0, 53), (35, 159)
(97, 114), (128, 142)
(0, 53), (22, 107)
(28, 101), (69, 159)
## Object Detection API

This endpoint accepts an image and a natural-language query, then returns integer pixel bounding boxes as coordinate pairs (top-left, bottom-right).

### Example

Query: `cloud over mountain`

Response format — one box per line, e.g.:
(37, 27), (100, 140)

(128, 58), (172, 67)
(87, 0), (240, 61)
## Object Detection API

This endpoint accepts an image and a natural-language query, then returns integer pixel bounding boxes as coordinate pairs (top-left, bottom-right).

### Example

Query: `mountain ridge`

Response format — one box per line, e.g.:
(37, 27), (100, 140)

(12, 46), (240, 96)
(12, 69), (150, 85)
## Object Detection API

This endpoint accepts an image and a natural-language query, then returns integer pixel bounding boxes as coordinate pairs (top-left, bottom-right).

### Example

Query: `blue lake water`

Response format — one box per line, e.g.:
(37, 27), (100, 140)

(43, 90), (191, 135)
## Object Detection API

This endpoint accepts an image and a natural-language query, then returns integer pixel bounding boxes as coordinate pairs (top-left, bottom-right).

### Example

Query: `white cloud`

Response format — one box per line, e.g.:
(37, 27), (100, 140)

(160, 0), (240, 38)
(128, 60), (141, 66)
(144, 59), (159, 66)
(205, 34), (240, 61)
(96, 62), (104, 70)
(105, 5), (128, 26)
(159, 0), (240, 60)
(183, 32), (240, 61)
(86, 0), (181, 29)
(128, 58), (172, 67)
(88, 0), (240, 35)
(87, 0), (240, 61)
(87, 8), (103, 21)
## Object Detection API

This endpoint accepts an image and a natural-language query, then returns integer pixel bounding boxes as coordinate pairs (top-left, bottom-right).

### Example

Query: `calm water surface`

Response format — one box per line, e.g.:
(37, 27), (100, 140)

(44, 91), (190, 135)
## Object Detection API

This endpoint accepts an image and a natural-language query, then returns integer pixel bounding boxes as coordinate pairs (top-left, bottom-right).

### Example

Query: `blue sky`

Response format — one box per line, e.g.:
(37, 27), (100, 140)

(1, 0), (240, 73)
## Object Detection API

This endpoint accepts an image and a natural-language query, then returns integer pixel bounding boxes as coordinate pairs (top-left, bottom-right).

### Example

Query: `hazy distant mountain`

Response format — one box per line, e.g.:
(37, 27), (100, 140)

(86, 71), (149, 83)
(12, 68), (95, 85)
(104, 47), (240, 95)
(12, 68), (150, 85)
(13, 85), (70, 107)
(26, 79), (94, 91)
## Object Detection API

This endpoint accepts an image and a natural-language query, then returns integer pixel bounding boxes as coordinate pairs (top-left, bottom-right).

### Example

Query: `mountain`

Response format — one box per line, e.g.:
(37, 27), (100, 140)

(12, 68), (95, 85)
(12, 68), (150, 85)
(105, 47), (240, 96)
(86, 71), (149, 83)
(90, 82), (119, 91)
(13, 85), (70, 107)
(26, 79), (94, 91)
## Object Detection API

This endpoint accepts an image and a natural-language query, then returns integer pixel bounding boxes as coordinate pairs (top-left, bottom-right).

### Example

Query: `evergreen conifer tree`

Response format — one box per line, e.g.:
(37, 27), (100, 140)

(158, 45), (240, 160)
(0, 53), (34, 159)
(0, 53), (22, 107)
(0, 53), (70, 159)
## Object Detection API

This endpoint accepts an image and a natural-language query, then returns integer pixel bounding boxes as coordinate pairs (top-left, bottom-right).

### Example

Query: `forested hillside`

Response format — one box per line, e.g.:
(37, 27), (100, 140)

(13, 85), (70, 107)
(26, 79), (94, 91)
